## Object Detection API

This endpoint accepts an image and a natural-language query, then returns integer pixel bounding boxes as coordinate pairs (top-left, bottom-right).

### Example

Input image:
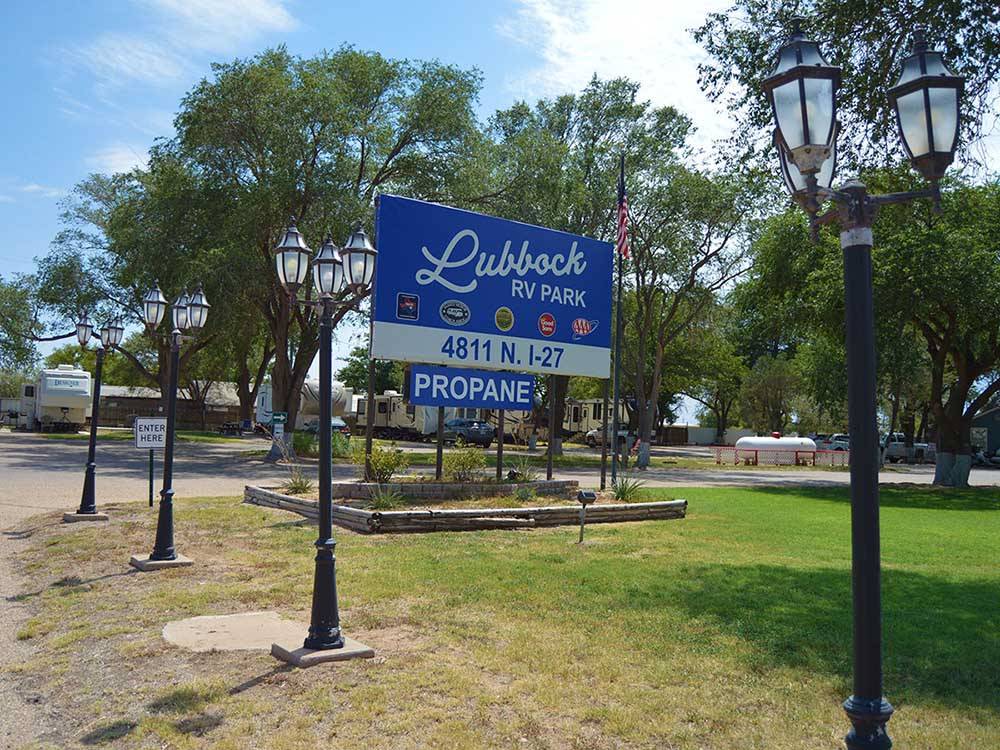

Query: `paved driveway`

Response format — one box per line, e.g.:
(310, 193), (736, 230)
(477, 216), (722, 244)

(2, 431), (998, 529)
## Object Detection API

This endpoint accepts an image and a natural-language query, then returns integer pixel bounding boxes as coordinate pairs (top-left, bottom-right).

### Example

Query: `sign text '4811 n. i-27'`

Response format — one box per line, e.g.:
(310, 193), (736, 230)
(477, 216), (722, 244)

(371, 195), (613, 378)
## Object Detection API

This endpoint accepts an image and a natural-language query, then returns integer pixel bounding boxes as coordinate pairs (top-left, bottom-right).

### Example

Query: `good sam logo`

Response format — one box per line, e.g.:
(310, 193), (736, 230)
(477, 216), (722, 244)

(439, 300), (471, 326)
(538, 313), (556, 337)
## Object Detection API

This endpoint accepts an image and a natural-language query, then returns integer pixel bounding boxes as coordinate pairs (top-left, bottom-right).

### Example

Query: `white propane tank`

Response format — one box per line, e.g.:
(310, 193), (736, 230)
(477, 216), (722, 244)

(734, 436), (817, 465)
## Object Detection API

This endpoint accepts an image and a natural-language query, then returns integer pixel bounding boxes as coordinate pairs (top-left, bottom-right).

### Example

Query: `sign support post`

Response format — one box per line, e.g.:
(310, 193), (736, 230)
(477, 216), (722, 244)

(148, 449), (154, 507)
(496, 410), (505, 481)
(547, 375), (555, 481)
(600, 379), (610, 490)
(435, 407), (444, 480)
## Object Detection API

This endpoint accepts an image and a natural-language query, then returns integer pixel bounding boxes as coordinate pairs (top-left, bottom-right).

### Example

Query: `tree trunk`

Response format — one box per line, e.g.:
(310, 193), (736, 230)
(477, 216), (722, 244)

(933, 410), (973, 487)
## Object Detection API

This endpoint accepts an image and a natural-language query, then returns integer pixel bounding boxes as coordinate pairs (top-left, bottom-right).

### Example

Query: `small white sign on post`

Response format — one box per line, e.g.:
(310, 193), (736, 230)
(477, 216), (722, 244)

(134, 417), (168, 449)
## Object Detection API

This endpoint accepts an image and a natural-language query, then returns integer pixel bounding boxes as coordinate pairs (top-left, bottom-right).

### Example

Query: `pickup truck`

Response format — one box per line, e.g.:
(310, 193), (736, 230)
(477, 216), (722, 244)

(817, 433), (851, 451)
(882, 432), (935, 464)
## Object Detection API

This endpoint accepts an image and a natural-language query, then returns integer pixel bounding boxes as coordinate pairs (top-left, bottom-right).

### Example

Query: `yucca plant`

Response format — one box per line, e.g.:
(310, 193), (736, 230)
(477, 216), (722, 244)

(611, 475), (645, 502)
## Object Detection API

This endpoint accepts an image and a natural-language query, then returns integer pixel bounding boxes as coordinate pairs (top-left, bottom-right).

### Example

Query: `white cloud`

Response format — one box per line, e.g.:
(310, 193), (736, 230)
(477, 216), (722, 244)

(58, 0), (297, 95)
(143, 0), (297, 50)
(20, 183), (67, 199)
(498, 0), (733, 146)
(85, 144), (149, 175)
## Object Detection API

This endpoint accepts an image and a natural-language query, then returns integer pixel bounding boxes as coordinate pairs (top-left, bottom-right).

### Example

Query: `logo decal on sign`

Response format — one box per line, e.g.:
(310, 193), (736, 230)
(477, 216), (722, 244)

(396, 293), (419, 320)
(439, 299), (471, 326)
(494, 307), (514, 332)
(538, 313), (556, 337)
(571, 318), (598, 340)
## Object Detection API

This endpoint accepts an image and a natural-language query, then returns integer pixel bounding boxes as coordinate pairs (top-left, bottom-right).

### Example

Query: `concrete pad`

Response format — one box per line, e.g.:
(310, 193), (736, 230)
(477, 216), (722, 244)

(62, 512), (109, 523)
(163, 611), (306, 652)
(271, 636), (375, 668)
(129, 553), (193, 571)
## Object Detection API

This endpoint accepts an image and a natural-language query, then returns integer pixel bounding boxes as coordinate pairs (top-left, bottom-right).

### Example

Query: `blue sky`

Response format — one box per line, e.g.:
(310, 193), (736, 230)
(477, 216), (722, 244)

(0, 0), (731, 421)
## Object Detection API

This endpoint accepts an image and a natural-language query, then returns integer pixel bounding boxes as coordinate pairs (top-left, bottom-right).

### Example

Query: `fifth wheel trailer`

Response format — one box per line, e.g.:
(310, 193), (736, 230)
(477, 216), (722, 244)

(18, 365), (92, 432)
(255, 379), (353, 431)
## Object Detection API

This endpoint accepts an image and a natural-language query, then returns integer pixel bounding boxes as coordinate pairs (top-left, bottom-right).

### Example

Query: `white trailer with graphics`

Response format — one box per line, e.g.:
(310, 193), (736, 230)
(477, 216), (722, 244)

(18, 365), (92, 432)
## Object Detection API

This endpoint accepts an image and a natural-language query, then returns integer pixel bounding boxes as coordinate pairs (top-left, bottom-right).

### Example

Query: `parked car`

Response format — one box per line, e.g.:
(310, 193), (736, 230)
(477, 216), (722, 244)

(818, 433), (851, 451)
(585, 424), (631, 448)
(882, 432), (934, 463)
(303, 416), (352, 440)
(443, 418), (494, 448)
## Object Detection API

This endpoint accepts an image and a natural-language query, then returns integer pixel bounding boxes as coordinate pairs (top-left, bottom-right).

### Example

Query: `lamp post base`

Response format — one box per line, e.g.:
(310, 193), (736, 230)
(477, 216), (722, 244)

(271, 636), (375, 668)
(63, 511), (109, 523)
(129, 553), (193, 571)
(844, 696), (893, 750)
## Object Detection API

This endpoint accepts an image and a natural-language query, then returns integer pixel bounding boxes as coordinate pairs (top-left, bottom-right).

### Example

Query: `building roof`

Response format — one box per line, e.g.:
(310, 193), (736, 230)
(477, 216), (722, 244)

(101, 381), (241, 407)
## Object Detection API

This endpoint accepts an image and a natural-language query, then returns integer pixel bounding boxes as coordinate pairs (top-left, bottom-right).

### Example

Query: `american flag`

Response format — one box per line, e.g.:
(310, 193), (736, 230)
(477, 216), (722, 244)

(616, 154), (630, 258)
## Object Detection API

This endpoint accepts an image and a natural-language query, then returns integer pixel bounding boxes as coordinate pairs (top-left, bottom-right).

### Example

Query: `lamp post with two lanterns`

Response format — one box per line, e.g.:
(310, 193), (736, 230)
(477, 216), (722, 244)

(128, 282), (210, 570)
(761, 18), (963, 750)
(62, 315), (124, 523)
(270, 217), (377, 664)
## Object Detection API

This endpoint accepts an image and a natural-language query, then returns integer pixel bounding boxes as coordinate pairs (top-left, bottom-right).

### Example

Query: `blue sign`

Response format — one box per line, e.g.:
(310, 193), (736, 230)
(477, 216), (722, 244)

(409, 365), (535, 410)
(371, 195), (613, 378)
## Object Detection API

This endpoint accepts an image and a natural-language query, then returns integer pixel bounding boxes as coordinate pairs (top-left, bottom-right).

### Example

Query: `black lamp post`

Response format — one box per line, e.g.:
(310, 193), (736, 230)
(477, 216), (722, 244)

(272, 218), (376, 664)
(762, 20), (963, 750)
(129, 281), (209, 570)
(64, 315), (122, 522)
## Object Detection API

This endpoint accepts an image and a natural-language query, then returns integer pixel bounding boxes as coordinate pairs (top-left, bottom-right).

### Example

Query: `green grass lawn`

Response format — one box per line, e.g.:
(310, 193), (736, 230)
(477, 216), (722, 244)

(7, 486), (998, 749)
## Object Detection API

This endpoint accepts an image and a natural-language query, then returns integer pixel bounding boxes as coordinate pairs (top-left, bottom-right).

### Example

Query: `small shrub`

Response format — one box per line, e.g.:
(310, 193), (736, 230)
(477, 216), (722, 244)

(443, 441), (487, 482)
(331, 432), (351, 459)
(611, 475), (645, 502)
(368, 484), (404, 510)
(292, 431), (318, 457)
(353, 442), (410, 483)
(282, 471), (314, 495)
(514, 485), (536, 502)
(506, 455), (538, 482)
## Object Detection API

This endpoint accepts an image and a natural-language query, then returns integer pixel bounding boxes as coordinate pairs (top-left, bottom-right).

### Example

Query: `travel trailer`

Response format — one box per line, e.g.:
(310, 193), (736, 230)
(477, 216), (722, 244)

(18, 365), (92, 432)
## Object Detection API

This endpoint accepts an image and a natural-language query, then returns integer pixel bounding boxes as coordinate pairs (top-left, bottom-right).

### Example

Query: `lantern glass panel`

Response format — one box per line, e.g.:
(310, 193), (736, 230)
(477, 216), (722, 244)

(897, 90), (930, 156)
(76, 319), (93, 346)
(173, 295), (189, 330)
(106, 321), (124, 347)
(187, 294), (209, 330)
(772, 81), (805, 149)
(802, 77), (834, 146)
(928, 86), (959, 152)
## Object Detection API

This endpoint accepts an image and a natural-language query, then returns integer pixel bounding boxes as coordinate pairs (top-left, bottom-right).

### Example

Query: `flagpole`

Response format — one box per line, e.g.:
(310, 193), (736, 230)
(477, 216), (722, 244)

(611, 153), (625, 483)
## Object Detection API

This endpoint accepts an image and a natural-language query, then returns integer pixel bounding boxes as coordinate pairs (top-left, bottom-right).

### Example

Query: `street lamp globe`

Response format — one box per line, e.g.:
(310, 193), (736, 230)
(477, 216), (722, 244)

(775, 126), (837, 205)
(313, 234), (344, 298)
(762, 17), (841, 175)
(341, 224), (377, 294)
(76, 314), (94, 347)
(274, 217), (312, 295)
(101, 319), (125, 348)
(888, 27), (964, 183)
(172, 289), (190, 331)
(186, 284), (210, 331)
(143, 284), (168, 330)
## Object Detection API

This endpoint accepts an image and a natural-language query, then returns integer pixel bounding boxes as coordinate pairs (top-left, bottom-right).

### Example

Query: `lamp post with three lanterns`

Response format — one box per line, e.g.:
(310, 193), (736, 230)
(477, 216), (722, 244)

(62, 315), (124, 523)
(270, 217), (378, 665)
(761, 18), (963, 750)
(128, 282), (211, 570)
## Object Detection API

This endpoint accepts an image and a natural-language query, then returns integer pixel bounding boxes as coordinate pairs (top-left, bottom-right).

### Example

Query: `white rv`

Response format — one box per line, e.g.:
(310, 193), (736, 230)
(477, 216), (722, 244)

(18, 365), (92, 432)
(255, 379), (353, 431)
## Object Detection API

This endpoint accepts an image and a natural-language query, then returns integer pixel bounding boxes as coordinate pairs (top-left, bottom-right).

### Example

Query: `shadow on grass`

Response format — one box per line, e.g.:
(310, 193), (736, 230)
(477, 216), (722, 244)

(7, 570), (138, 602)
(660, 562), (999, 710)
(80, 719), (137, 745)
(749, 484), (999, 512)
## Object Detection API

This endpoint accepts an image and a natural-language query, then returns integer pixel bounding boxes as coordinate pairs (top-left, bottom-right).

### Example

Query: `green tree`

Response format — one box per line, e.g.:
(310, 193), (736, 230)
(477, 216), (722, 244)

(693, 1), (1000, 170)
(739, 353), (802, 434)
(337, 346), (402, 394)
(173, 46), (482, 436)
(0, 276), (38, 371)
